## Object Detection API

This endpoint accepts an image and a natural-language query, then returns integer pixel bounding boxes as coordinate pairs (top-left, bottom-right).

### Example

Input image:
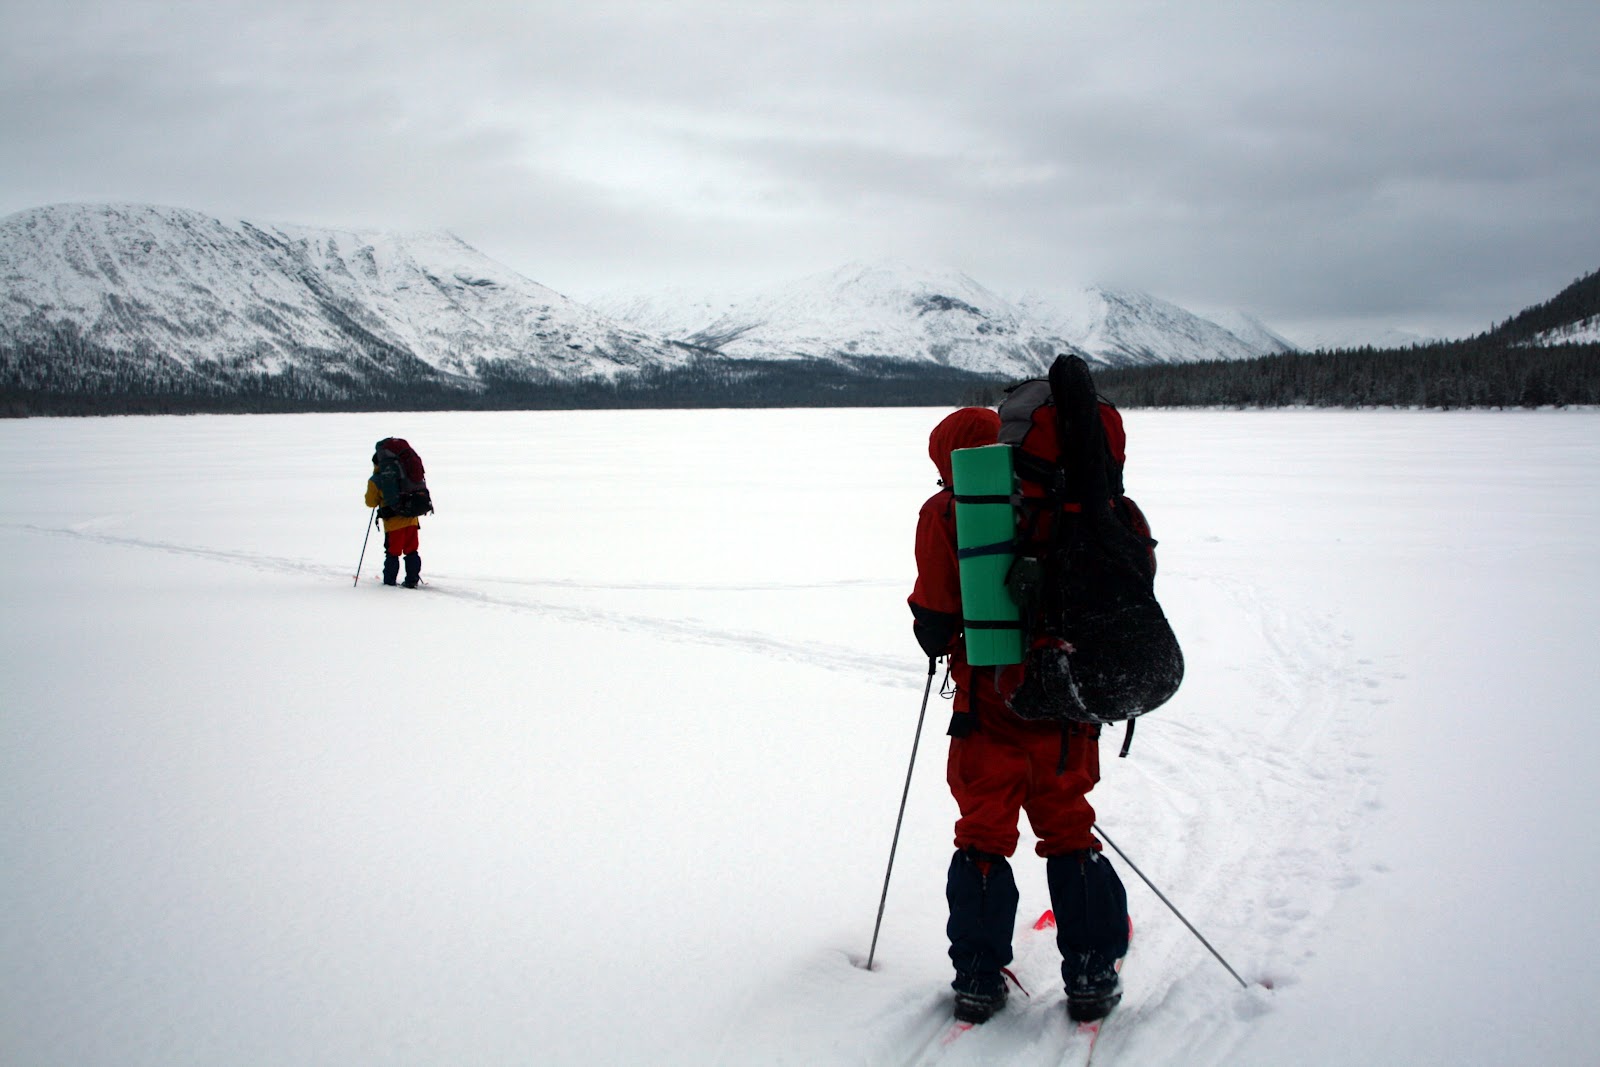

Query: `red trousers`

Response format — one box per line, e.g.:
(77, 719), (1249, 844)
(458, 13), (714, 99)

(947, 694), (1101, 858)
(385, 526), (420, 555)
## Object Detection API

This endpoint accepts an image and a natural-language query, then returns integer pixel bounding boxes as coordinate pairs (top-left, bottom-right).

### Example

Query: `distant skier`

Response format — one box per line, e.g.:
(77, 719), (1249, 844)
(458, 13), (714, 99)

(908, 406), (1129, 1025)
(365, 437), (431, 588)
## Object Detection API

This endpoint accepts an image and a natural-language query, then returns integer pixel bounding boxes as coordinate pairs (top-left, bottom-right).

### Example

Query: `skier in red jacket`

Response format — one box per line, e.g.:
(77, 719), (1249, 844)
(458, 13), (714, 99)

(908, 406), (1129, 1026)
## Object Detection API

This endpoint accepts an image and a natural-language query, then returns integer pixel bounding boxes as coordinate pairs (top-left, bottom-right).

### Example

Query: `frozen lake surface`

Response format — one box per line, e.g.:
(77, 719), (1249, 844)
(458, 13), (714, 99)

(3, 407), (1597, 1065)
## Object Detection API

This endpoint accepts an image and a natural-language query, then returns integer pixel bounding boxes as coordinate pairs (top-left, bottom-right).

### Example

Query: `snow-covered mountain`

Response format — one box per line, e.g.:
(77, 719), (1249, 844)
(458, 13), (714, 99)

(583, 284), (751, 343)
(1, 203), (1302, 408)
(600, 263), (1067, 380)
(0, 203), (690, 396)
(1200, 308), (1303, 356)
(1017, 286), (1295, 366)
(1289, 325), (1436, 351)
(594, 262), (1295, 378)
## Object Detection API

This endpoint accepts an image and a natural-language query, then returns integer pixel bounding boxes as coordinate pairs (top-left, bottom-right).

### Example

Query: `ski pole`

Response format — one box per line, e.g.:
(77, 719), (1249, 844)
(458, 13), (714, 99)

(353, 507), (376, 586)
(1094, 824), (1250, 989)
(865, 657), (939, 971)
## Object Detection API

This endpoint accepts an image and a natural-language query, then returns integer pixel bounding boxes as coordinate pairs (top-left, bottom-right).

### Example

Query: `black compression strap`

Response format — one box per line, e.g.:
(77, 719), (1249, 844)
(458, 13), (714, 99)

(1011, 449), (1059, 487)
(952, 493), (1013, 505)
(957, 540), (1013, 560)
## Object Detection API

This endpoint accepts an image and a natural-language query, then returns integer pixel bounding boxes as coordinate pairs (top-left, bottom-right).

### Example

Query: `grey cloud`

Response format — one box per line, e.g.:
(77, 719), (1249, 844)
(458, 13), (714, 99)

(2, 1), (1598, 340)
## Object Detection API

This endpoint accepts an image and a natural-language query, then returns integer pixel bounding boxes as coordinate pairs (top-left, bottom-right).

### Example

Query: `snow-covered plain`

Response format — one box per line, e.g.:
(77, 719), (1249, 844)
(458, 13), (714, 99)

(2, 407), (1597, 1066)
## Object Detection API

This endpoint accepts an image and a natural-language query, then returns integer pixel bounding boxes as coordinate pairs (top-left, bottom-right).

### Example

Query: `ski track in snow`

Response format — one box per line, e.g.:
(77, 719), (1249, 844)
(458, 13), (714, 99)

(701, 569), (1384, 1064)
(1086, 573), (1383, 1065)
(7, 516), (1383, 1066)
(7, 522), (922, 688)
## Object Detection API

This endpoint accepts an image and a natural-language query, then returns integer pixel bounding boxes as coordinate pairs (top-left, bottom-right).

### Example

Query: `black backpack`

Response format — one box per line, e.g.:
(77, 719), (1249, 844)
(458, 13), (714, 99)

(372, 437), (434, 519)
(999, 355), (1183, 727)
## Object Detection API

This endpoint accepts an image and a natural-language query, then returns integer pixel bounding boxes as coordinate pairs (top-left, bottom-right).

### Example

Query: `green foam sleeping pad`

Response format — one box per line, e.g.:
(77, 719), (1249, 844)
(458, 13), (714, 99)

(950, 444), (1023, 666)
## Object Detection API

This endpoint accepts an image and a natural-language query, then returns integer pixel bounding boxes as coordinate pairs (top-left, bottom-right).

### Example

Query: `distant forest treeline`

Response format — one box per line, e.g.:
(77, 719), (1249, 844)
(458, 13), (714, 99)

(1092, 338), (1599, 410)
(1091, 269), (1600, 409)
(4, 335), (1595, 417)
(1490, 267), (1600, 344)
(0, 328), (1003, 416)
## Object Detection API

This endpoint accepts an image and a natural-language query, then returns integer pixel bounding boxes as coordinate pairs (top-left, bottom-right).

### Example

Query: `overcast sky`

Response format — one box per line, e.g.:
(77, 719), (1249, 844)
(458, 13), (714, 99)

(3, 1), (1597, 343)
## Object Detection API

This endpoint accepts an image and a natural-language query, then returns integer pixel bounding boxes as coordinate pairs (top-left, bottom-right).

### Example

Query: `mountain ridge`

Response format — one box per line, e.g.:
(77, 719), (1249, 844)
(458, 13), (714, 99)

(1, 203), (1297, 398)
(0, 202), (692, 396)
(5, 201), (1588, 414)
(591, 259), (1297, 377)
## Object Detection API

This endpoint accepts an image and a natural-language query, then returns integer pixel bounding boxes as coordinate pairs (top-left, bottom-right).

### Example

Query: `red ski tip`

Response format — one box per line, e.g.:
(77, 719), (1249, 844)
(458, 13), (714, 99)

(1033, 909), (1056, 931)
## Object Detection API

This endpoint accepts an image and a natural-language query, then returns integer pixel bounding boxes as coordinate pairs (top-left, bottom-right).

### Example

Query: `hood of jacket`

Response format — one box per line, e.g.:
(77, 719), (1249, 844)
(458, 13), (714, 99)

(928, 407), (1001, 486)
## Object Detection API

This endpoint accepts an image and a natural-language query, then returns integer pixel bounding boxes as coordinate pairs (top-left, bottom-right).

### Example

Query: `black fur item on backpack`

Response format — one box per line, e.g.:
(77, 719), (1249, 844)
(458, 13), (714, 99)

(1001, 355), (1183, 724)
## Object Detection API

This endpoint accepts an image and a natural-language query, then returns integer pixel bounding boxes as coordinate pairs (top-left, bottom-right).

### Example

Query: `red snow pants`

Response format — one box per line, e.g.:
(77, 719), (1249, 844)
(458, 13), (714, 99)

(947, 686), (1102, 859)
(385, 526), (420, 556)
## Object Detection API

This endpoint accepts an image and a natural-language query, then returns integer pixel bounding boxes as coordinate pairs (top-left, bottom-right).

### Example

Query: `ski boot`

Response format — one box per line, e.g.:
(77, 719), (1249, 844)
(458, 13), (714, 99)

(952, 974), (1009, 1024)
(1064, 950), (1121, 1021)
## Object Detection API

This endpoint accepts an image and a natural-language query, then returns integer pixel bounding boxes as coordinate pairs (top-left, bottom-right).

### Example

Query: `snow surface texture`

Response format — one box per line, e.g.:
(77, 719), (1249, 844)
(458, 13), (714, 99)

(2, 409), (1598, 1066)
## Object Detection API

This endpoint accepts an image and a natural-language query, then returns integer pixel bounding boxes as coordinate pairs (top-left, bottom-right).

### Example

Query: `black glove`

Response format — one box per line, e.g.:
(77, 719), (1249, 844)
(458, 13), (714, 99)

(911, 604), (959, 659)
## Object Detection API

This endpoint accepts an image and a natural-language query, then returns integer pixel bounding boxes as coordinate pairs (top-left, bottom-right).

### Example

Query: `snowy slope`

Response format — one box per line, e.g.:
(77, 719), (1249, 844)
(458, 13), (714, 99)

(1199, 307), (1302, 356)
(1018, 286), (1293, 366)
(584, 283), (755, 342)
(595, 263), (1293, 376)
(1530, 314), (1600, 346)
(3, 408), (1597, 1066)
(622, 262), (1074, 379)
(0, 202), (689, 384)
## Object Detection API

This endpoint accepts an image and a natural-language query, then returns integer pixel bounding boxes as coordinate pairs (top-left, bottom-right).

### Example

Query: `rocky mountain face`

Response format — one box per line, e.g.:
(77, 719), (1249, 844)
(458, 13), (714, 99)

(0, 202), (691, 400)
(2, 202), (1305, 409)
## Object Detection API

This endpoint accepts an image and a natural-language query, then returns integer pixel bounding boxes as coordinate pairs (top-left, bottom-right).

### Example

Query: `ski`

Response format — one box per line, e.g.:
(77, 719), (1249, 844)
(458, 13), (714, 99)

(1035, 909), (1132, 1067)
(1078, 1012), (1113, 1065)
(905, 918), (1049, 1062)
(924, 964), (1026, 1052)
(907, 911), (1130, 1065)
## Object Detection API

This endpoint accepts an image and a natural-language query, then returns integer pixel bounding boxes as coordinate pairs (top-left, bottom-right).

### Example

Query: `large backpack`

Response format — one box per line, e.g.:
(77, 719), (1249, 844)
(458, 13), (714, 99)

(372, 437), (434, 519)
(996, 354), (1183, 726)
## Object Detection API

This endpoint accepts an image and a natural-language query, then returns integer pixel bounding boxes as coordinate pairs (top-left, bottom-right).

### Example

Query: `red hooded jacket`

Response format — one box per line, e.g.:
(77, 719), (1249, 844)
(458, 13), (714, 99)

(909, 406), (1141, 858)
(908, 407), (1004, 719)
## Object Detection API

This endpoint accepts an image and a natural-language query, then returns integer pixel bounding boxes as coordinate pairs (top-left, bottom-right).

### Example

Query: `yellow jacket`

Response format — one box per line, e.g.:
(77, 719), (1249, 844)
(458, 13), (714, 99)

(366, 476), (421, 533)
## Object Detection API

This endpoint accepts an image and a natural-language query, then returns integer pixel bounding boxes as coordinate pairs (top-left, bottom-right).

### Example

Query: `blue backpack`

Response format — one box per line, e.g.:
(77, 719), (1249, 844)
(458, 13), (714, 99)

(372, 438), (433, 518)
